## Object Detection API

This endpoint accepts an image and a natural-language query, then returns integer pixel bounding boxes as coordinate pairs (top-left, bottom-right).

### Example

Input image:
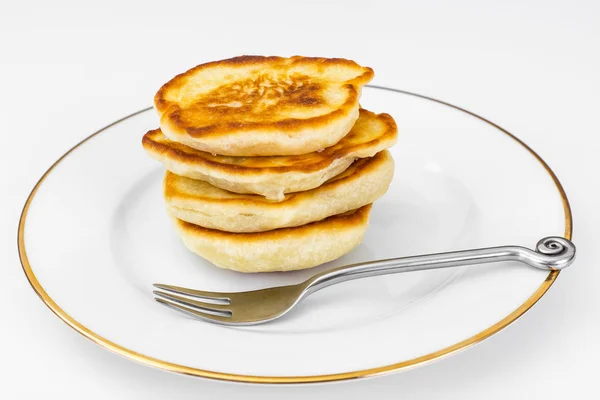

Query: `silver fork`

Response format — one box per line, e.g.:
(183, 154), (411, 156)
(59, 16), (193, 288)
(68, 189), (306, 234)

(153, 236), (575, 326)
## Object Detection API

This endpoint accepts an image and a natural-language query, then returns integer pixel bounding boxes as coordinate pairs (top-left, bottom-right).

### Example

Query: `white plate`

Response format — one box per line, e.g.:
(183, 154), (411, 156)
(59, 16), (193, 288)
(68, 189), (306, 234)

(19, 87), (571, 383)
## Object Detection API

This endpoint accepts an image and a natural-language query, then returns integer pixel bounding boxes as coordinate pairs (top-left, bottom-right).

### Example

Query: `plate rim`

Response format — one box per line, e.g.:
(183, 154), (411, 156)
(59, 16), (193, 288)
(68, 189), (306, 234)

(17, 86), (573, 384)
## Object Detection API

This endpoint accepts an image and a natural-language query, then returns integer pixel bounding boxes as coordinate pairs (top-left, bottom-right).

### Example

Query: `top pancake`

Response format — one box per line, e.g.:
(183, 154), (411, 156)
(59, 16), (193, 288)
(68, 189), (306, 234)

(154, 55), (374, 156)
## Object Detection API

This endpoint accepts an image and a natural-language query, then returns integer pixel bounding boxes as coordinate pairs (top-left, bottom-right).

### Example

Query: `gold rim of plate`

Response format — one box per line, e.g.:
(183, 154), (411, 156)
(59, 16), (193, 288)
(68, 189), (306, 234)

(17, 87), (573, 384)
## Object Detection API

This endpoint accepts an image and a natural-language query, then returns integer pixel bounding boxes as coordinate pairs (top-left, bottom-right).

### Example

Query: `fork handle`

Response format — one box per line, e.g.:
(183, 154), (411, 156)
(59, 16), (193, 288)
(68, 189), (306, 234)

(303, 236), (576, 295)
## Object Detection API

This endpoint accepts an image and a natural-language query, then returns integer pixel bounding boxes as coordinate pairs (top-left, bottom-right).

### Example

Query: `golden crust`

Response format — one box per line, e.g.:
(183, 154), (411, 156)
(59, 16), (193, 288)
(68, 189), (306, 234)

(171, 205), (372, 272)
(143, 109), (397, 200)
(164, 150), (394, 232)
(154, 55), (374, 156)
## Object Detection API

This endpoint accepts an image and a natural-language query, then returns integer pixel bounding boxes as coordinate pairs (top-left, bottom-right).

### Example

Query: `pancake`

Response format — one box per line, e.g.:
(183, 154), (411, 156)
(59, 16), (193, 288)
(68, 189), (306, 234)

(143, 109), (397, 201)
(164, 150), (393, 232)
(154, 55), (374, 156)
(169, 205), (372, 273)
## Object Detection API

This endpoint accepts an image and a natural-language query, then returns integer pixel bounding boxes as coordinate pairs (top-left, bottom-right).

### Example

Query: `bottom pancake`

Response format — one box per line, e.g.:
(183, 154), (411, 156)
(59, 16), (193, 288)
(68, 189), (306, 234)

(170, 205), (372, 273)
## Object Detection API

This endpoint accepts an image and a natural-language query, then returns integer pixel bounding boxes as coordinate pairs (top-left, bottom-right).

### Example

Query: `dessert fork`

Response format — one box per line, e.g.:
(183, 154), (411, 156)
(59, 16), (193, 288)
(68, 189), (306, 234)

(153, 236), (575, 326)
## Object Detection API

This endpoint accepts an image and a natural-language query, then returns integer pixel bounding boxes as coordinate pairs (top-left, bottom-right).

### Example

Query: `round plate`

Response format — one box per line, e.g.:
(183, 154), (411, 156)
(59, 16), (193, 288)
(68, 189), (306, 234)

(19, 87), (571, 383)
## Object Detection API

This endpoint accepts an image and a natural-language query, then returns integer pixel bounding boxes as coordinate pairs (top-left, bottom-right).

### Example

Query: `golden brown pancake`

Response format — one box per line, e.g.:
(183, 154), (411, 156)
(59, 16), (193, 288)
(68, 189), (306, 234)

(170, 205), (372, 273)
(154, 55), (374, 156)
(164, 150), (393, 232)
(143, 109), (397, 200)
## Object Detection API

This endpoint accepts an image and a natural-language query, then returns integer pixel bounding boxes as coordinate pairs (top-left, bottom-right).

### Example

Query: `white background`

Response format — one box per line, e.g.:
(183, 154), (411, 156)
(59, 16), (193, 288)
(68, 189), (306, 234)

(2, 0), (599, 398)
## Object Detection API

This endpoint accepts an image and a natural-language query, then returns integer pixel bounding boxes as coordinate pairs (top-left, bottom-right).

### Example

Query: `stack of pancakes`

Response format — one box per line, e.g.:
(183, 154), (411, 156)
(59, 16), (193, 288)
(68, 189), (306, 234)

(142, 56), (397, 273)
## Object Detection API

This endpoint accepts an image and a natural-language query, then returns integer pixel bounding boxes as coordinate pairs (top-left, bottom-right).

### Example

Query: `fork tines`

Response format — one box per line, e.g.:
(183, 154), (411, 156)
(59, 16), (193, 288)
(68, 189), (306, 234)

(153, 284), (233, 322)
